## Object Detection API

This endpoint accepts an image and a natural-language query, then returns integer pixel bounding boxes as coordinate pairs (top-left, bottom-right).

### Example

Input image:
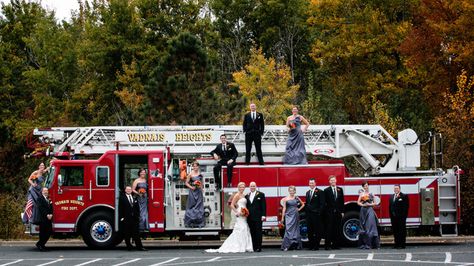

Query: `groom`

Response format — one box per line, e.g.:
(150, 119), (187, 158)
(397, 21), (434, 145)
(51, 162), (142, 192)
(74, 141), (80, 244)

(245, 182), (266, 252)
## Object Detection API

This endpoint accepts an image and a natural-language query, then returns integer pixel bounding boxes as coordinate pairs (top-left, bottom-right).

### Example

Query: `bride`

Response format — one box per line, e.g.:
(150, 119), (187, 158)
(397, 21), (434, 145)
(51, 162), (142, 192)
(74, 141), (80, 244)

(206, 182), (253, 253)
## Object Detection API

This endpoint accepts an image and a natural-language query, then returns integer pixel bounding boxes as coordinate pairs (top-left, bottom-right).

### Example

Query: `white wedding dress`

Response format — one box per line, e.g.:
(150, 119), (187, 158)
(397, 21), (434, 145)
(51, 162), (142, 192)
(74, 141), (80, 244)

(206, 197), (253, 253)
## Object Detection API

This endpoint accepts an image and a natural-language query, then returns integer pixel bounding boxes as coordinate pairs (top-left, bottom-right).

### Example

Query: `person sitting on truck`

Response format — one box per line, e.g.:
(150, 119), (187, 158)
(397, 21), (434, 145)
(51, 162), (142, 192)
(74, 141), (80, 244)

(211, 134), (238, 188)
(132, 168), (150, 232)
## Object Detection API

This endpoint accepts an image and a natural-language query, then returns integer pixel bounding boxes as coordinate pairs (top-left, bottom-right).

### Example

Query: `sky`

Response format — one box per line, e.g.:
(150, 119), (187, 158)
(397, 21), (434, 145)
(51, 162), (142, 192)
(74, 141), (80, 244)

(0, 0), (80, 21)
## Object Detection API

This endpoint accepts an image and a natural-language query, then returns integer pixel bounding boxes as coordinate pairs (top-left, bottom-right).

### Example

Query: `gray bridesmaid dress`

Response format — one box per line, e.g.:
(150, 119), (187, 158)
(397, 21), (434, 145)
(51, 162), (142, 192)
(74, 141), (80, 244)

(358, 193), (380, 249)
(136, 182), (150, 232)
(184, 175), (205, 227)
(283, 116), (307, 165)
(281, 198), (302, 250)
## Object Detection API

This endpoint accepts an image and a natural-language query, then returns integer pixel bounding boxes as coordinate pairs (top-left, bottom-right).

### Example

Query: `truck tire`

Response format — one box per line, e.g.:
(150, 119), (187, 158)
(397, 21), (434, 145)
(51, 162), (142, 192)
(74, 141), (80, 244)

(341, 211), (360, 246)
(81, 211), (119, 249)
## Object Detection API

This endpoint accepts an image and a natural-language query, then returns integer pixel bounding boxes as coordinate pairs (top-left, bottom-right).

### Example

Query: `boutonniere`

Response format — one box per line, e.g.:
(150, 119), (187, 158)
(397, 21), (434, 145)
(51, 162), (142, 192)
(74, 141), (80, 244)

(398, 198), (403, 201)
(337, 188), (341, 191)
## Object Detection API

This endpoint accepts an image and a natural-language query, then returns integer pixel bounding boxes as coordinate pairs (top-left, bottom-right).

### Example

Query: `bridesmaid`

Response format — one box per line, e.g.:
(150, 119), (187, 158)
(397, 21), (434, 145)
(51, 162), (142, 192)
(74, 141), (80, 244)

(184, 162), (205, 228)
(132, 168), (150, 232)
(23, 162), (47, 224)
(281, 185), (305, 251)
(283, 106), (310, 165)
(357, 181), (380, 249)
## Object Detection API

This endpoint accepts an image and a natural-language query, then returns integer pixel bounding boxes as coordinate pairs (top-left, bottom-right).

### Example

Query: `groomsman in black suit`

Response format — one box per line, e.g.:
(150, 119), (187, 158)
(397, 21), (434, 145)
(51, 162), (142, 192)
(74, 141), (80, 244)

(243, 103), (265, 165)
(390, 184), (409, 249)
(119, 186), (146, 251)
(211, 134), (238, 187)
(305, 178), (325, 250)
(245, 181), (266, 252)
(324, 175), (344, 250)
(36, 187), (53, 251)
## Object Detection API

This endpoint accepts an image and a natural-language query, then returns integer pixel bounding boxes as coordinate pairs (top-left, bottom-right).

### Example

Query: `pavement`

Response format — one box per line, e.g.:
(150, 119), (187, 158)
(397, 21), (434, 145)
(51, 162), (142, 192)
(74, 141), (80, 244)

(0, 236), (474, 266)
(0, 242), (473, 266)
(1, 235), (474, 247)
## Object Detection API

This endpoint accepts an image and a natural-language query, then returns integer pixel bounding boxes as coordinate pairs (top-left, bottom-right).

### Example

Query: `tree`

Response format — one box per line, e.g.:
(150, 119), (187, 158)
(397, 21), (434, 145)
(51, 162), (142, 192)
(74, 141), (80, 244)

(232, 47), (298, 123)
(145, 32), (222, 125)
(435, 70), (474, 231)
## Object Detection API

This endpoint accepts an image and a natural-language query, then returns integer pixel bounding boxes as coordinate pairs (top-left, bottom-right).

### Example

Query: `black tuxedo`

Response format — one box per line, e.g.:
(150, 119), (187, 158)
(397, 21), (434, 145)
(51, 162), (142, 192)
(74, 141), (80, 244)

(36, 195), (53, 249)
(243, 112), (265, 164)
(119, 192), (143, 250)
(324, 186), (344, 248)
(245, 191), (266, 251)
(305, 188), (325, 249)
(389, 192), (409, 248)
(211, 142), (238, 186)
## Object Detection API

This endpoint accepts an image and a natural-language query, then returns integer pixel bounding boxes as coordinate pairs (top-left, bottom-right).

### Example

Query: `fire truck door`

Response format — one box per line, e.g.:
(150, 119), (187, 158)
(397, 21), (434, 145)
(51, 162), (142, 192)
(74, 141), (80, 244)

(54, 165), (87, 232)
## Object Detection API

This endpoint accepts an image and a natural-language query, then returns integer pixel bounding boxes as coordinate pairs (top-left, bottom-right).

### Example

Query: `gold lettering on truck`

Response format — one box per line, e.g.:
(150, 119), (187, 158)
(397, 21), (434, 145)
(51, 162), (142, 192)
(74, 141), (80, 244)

(127, 133), (165, 142)
(174, 133), (212, 142)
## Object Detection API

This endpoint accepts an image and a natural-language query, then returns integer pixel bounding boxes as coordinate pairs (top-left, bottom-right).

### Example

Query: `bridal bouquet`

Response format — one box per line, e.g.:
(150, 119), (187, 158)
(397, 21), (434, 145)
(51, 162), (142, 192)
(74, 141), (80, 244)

(193, 180), (202, 188)
(240, 207), (249, 217)
(138, 188), (146, 195)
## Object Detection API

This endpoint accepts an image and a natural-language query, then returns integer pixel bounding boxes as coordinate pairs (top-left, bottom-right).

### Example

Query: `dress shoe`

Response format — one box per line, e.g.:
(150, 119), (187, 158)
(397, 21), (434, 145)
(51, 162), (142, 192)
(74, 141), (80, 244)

(255, 249), (261, 252)
(332, 246), (341, 250)
(325, 246), (331, 250)
(137, 247), (148, 251)
(36, 243), (45, 252)
(312, 247), (319, 251)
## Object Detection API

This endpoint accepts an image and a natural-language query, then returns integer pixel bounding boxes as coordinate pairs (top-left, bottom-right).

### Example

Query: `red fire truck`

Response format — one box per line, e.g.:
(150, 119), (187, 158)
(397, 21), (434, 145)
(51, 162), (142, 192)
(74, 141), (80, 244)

(26, 125), (461, 248)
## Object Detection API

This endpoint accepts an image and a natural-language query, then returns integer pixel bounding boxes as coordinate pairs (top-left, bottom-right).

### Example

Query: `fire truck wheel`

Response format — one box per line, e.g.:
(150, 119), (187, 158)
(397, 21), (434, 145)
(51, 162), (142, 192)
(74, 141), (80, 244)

(81, 211), (118, 249)
(341, 211), (360, 246)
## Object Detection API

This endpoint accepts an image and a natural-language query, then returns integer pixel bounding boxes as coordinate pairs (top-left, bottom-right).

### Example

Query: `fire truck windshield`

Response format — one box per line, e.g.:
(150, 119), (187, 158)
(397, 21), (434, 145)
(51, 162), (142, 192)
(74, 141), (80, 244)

(44, 166), (54, 188)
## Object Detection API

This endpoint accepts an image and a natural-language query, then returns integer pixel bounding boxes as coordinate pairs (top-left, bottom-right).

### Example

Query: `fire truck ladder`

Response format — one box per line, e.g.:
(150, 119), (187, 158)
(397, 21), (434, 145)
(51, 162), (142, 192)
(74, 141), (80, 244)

(33, 124), (421, 174)
(437, 166), (460, 236)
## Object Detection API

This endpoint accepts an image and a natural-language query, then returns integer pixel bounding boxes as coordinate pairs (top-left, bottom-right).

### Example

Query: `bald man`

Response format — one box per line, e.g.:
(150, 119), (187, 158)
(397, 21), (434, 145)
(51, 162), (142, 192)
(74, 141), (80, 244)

(245, 182), (266, 252)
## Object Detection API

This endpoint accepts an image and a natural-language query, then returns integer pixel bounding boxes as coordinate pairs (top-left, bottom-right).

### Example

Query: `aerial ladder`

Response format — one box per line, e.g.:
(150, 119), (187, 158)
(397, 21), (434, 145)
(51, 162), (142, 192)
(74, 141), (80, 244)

(31, 124), (422, 175)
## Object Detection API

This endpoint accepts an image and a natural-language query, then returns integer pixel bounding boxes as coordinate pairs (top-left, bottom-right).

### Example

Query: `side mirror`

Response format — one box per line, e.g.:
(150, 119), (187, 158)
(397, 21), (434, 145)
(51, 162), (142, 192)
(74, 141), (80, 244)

(58, 174), (63, 187)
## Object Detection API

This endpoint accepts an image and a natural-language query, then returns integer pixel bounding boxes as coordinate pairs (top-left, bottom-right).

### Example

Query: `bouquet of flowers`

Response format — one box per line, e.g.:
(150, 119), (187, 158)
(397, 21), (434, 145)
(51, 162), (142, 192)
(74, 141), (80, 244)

(30, 173), (38, 180)
(361, 193), (371, 203)
(289, 121), (296, 129)
(138, 188), (146, 195)
(240, 207), (249, 217)
(193, 180), (202, 188)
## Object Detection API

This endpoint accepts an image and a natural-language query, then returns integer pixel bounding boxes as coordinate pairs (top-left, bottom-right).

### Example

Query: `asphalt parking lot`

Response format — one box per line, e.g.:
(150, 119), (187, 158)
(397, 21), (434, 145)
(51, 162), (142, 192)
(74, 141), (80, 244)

(1, 238), (474, 266)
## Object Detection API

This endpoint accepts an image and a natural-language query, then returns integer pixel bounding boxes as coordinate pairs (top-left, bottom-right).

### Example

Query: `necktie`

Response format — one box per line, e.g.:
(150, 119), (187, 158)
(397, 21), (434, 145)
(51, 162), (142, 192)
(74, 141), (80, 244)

(250, 192), (255, 203)
(252, 112), (255, 121)
(128, 195), (133, 206)
(333, 187), (337, 200)
(310, 189), (313, 200)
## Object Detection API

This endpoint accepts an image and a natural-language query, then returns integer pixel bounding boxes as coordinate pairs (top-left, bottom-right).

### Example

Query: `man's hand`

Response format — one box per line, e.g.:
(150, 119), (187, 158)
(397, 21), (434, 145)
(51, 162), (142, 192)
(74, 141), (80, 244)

(213, 154), (219, 160)
(341, 213), (344, 218)
(261, 216), (266, 222)
(47, 214), (53, 220)
(228, 159), (234, 165)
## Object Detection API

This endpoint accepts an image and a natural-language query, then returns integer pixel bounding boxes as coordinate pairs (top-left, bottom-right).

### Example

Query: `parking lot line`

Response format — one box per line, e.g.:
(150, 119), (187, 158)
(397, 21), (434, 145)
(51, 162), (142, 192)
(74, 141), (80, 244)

(149, 257), (180, 266)
(328, 254), (335, 259)
(37, 259), (64, 266)
(405, 253), (412, 262)
(307, 258), (365, 266)
(0, 260), (24, 266)
(112, 258), (141, 266)
(445, 252), (452, 263)
(367, 253), (374, 260)
(74, 258), (102, 266)
(206, 257), (221, 262)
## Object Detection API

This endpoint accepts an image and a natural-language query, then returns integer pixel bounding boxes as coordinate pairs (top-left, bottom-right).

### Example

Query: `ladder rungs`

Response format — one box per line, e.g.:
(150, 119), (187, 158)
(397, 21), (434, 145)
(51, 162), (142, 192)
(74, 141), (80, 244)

(438, 184), (456, 187)
(439, 209), (457, 212)
(439, 196), (456, 199)
(439, 221), (457, 224)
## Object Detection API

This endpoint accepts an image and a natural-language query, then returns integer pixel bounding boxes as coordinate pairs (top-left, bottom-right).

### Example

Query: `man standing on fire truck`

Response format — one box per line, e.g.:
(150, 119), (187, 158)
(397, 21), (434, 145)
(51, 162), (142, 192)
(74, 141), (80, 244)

(243, 103), (265, 165)
(211, 134), (238, 188)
